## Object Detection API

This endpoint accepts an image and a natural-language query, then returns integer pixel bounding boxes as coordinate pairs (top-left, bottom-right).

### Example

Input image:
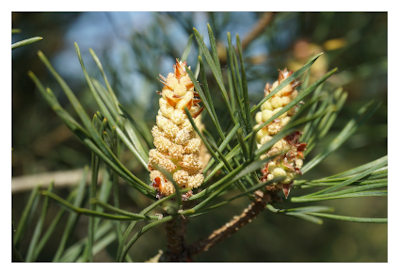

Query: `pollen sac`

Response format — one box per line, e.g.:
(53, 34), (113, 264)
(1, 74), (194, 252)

(149, 59), (206, 197)
(148, 149), (177, 173)
(256, 69), (306, 198)
(184, 138), (201, 154)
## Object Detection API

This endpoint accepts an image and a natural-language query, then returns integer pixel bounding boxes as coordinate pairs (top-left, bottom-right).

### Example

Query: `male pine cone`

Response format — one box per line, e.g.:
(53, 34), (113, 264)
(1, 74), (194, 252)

(255, 69), (307, 198)
(148, 60), (205, 198)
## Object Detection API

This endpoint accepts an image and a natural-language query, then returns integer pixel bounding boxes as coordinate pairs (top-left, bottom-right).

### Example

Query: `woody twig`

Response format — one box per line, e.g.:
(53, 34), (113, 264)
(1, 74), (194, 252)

(187, 189), (281, 257)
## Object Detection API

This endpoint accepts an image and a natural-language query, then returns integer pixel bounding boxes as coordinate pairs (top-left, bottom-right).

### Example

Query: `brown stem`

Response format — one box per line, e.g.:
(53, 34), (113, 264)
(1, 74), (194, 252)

(242, 12), (274, 51)
(188, 189), (282, 257)
(162, 200), (195, 262)
(164, 218), (184, 261)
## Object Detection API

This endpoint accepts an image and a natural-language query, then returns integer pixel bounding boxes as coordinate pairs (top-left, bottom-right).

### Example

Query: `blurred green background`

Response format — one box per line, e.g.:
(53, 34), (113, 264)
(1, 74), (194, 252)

(12, 12), (387, 262)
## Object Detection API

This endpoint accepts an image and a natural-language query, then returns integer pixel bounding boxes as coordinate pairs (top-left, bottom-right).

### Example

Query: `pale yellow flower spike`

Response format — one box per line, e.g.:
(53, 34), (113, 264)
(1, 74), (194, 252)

(149, 59), (205, 199)
(256, 69), (308, 199)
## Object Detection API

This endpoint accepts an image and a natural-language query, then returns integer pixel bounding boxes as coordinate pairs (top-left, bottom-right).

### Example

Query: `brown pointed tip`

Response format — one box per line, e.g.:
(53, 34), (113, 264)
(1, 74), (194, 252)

(283, 189), (290, 199)
(282, 184), (291, 199)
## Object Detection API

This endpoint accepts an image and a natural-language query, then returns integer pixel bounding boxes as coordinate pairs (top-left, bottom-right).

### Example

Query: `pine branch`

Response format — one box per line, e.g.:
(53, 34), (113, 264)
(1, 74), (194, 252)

(163, 217), (188, 262)
(162, 200), (194, 262)
(187, 188), (281, 257)
(241, 12), (274, 50)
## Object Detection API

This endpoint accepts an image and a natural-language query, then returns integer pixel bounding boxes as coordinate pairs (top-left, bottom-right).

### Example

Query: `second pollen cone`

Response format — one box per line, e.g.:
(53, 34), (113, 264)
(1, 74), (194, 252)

(254, 69), (307, 199)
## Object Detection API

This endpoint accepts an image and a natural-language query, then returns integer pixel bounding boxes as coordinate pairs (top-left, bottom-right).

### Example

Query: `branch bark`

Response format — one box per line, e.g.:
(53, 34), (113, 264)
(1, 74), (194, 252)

(242, 12), (274, 51)
(187, 189), (282, 257)
(161, 217), (192, 262)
